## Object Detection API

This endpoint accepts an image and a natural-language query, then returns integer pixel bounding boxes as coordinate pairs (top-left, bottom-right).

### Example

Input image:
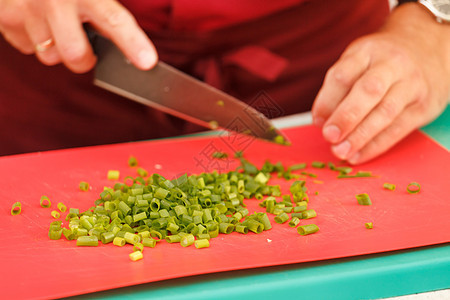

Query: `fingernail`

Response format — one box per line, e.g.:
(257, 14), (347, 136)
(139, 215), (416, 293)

(314, 117), (325, 127)
(348, 152), (360, 165)
(331, 140), (351, 160)
(138, 49), (156, 69)
(323, 125), (341, 143)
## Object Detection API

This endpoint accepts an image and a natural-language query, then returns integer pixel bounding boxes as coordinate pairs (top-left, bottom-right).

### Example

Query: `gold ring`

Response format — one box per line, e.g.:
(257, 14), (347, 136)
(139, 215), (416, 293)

(35, 38), (55, 52)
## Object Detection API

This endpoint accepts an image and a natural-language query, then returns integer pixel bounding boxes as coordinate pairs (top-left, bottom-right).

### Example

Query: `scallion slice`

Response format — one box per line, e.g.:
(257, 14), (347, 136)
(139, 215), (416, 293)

(407, 182), (421, 194)
(79, 181), (90, 191)
(356, 193), (372, 205)
(11, 202), (21, 215)
(107, 170), (120, 180)
(40, 196), (51, 208)
(297, 224), (319, 235)
(129, 251), (143, 261)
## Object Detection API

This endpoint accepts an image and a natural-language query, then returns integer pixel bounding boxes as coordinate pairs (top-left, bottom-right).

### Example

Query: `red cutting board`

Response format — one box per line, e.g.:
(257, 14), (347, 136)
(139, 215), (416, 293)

(1, 125), (449, 299)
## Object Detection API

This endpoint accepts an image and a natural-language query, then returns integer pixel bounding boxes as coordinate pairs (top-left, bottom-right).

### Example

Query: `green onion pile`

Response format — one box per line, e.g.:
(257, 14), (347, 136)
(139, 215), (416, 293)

(39, 154), (421, 261)
(46, 156), (324, 260)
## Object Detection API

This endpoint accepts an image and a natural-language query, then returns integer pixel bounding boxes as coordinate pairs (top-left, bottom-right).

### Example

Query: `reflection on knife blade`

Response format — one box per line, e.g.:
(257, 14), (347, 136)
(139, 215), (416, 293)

(92, 35), (289, 145)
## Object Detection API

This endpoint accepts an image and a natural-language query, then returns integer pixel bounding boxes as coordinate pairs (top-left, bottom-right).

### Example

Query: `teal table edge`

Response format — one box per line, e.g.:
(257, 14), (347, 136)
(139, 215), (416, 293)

(72, 105), (450, 300)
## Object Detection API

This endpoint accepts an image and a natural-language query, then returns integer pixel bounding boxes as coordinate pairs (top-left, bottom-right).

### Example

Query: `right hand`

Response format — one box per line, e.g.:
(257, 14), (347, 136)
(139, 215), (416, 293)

(0, 0), (158, 73)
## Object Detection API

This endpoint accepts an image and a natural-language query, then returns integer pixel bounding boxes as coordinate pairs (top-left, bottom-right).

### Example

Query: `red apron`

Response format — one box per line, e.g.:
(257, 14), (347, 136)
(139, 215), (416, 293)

(0, 0), (389, 155)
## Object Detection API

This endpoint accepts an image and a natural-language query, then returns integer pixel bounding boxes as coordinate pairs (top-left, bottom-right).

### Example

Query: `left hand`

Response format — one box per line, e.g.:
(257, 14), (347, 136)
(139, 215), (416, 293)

(312, 3), (450, 164)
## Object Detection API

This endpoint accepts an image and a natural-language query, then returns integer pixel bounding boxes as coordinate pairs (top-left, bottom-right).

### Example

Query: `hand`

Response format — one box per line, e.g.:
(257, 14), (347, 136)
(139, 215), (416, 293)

(312, 3), (450, 164)
(0, 0), (157, 73)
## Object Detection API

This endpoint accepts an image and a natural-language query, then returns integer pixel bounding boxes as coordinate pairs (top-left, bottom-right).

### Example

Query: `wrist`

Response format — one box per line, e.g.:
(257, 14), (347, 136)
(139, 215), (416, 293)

(391, 3), (450, 82)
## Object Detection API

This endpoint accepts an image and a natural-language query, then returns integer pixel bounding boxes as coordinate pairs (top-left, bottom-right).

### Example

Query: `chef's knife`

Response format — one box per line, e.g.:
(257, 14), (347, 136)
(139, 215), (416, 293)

(91, 34), (289, 144)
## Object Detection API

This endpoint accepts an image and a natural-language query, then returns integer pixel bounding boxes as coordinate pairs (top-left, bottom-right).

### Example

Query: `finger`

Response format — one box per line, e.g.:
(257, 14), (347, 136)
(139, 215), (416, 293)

(344, 105), (423, 164)
(311, 49), (370, 127)
(321, 63), (397, 145)
(46, 0), (96, 73)
(1, 28), (34, 54)
(0, 3), (34, 54)
(24, 6), (61, 65)
(81, 0), (158, 70)
(330, 81), (416, 161)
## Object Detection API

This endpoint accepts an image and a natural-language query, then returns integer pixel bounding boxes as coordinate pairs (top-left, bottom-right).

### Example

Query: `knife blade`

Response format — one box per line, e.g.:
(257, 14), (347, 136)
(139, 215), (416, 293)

(91, 35), (289, 144)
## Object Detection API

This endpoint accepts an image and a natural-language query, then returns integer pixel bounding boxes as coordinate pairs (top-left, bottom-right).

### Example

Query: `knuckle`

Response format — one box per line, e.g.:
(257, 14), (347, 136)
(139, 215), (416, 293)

(377, 100), (398, 121)
(329, 66), (353, 88)
(97, 4), (134, 28)
(339, 108), (359, 128)
(359, 74), (385, 97)
(389, 49), (408, 67)
(384, 120), (405, 139)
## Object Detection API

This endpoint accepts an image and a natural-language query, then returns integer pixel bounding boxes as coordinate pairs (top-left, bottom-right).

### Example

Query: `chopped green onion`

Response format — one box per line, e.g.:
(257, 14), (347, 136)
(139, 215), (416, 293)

(258, 213), (272, 230)
(165, 235), (182, 243)
(288, 163), (307, 171)
(180, 234), (195, 247)
(57, 202), (67, 213)
(235, 224), (248, 234)
(301, 209), (317, 219)
(150, 230), (162, 241)
(124, 232), (140, 244)
(63, 228), (76, 240)
(212, 151), (228, 159)
(274, 212), (289, 224)
(219, 223), (234, 234)
(133, 212), (147, 222)
(137, 167), (148, 177)
(355, 171), (373, 177)
(129, 251), (143, 261)
(133, 242), (144, 252)
(297, 224), (319, 235)
(79, 181), (90, 191)
(11, 202), (21, 215)
(44, 156), (331, 259)
(40, 196), (51, 208)
(383, 183), (396, 191)
(194, 239), (210, 249)
(407, 182), (421, 194)
(234, 151), (244, 158)
(101, 232), (115, 244)
(128, 156), (138, 167)
(301, 171), (317, 178)
(311, 161), (325, 168)
(76, 236), (98, 246)
(48, 229), (62, 240)
(338, 171), (374, 178)
(51, 210), (60, 219)
(356, 193), (372, 205)
(288, 217), (300, 227)
(244, 219), (264, 233)
(49, 220), (62, 231)
(113, 237), (126, 247)
(293, 203), (308, 213)
(142, 237), (157, 248)
(273, 134), (290, 146)
(365, 222), (373, 229)
(107, 170), (120, 180)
